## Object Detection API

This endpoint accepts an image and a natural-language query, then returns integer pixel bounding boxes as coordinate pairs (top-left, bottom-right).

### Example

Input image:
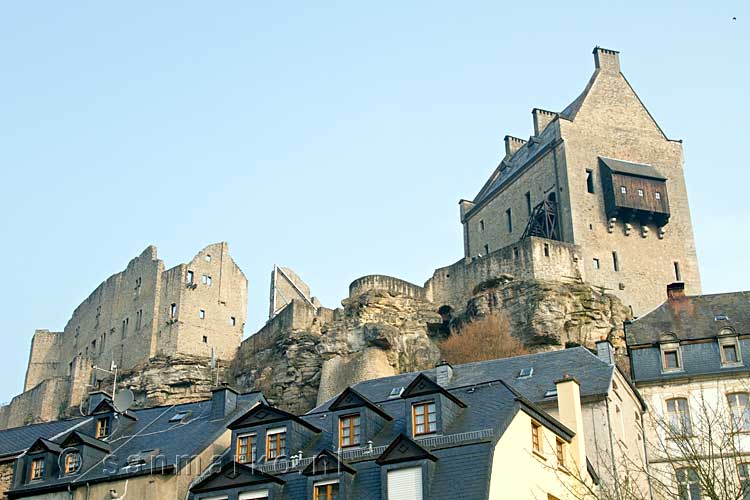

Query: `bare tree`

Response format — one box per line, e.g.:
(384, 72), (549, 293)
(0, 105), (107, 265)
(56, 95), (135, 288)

(438, 312), (529, 365)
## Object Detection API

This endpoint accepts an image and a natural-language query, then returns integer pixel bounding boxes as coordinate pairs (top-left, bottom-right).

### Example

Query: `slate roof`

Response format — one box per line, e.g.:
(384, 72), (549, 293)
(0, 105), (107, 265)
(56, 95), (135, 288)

(0, 417), (88, 460)
(7, 392), (264, 498)
(626, 291), (750, 345)
(599, 157), (666, 181)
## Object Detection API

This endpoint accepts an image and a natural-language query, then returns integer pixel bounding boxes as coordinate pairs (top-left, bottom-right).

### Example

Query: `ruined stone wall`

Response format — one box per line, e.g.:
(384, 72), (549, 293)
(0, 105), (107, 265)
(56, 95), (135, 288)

(349, 275), (427, 301)
(0, 460), (13, 500)
(559, 49), (702, 315)
(426, 237), (582, 311)
(23, 330), (64, 392)
(0, 378), (68, 429)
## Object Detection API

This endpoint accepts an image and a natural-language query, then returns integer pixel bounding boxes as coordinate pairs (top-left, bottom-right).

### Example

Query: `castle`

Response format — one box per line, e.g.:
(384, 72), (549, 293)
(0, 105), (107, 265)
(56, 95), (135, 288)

(1, 46), (703, 429)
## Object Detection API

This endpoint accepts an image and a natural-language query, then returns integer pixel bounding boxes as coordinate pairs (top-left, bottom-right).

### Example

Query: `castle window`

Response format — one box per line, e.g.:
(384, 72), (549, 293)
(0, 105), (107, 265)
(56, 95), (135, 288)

(506, 208), (513, 233)
(666, 398), (692, 436)
(135, 309), (143, 330)
(170, 303), (177, 319)
(412, 401), (437, 436)
(122, 318), (129, 338)
(526, 191), (532, 214)
(612, 251), (620, 272)
(655, 192), (662, 200)
(339, 413), (361, 448)
(586, 170), (595, 194)
(674, 262), (682, 281)
(30, 457), (45, 480)
(513, 247), (519, 259)
(230, 316), (236, 326)
(620, 186), (627, 194)
(202, 336), (208, 343)
(236, 433), (257, 464)
(199, 309), (206, 320)
(313, 480), (339, 500)
(727, 393), (750, 432)
(96, 417), (110, 439)
(531, 420), (542, 453)
(186, 271), (194, 284)
(544, 243), (550, 257)
(266, 427), (286, 459)
(202, 274), (212, 286)
(479, 219), (485, 232)
(593, 258), (600, 270)
(205, 254), (212, 263)
(484, 244), (489, 256)
(637, 188), (644, 197)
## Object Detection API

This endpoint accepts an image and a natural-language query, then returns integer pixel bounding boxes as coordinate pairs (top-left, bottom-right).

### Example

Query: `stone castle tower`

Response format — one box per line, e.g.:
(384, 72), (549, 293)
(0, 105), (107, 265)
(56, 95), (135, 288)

(458, 47), (701, 315)
(2, 242), (247, 428)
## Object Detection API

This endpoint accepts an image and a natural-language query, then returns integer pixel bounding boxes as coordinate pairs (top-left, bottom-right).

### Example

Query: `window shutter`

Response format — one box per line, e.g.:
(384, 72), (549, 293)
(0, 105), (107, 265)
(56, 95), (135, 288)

(387, 466), (423, 500)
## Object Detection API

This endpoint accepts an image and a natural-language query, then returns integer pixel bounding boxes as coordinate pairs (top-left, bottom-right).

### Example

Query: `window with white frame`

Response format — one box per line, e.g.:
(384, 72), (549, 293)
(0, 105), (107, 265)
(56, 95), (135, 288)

(236, 433), (257, 464)
(266, 427), (286, 459)
(387, 466), (422, 500)
(665, 398), (692, 436)
(676, 468), (701, 500)
(728, 393), (750, 432)
(313, 479), (338, 500)
(239, 491), (269, 500)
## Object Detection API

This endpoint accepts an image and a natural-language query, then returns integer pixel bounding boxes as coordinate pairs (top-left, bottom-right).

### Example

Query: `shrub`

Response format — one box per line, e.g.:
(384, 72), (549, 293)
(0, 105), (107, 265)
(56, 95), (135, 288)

(439, 312), (529, 365)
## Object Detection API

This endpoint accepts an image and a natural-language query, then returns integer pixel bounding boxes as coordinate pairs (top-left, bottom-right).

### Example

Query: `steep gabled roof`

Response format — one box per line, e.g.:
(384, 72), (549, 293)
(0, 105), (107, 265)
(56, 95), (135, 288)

(328, 387), (393, 421)
(301, 450), (356, 476)
(191, 461), (284, 494)
(26, 438), (62, 456)
(375, 434), (437, 465)
(228, 403), (322, 433)
(58, 431), (110, 453)
(401, 373), (467, 408)
(0, 418), (87, 460)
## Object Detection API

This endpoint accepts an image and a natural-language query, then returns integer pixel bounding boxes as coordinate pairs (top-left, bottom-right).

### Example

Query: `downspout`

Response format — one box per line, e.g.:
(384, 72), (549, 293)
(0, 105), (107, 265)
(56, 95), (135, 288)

(604, 397), (622, 500)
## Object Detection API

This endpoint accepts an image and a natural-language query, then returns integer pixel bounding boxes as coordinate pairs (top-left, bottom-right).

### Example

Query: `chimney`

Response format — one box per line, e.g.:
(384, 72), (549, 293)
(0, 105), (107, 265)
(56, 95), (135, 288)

(554, 375), (587, 477)
(667, 282), (686, 301)
(595, 339), (615, 366)
(532, 108), (558, 136)
(504, 135), (526, 157)
(211, 385), (239, 419)
(593, 46), (620, 74)
(87, 391), (110, 415)
(435, 360), (453, 387)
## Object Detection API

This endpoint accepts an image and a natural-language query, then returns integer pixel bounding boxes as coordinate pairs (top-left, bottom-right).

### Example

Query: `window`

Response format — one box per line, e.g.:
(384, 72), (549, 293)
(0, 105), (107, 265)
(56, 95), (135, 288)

(30, 457), (45, 480)
(64, 451), (80, 475)
(586, 170), (595, 193)
(506, 208), (513, 233)
(655, 191), (662, 200)
(230, 316), (236, 327)
(674, 261), (682, 281)
(313, 480), (339, 500)
(186, 270), (194, 284)
(612, 251), (620, 272)
(199, 309), (206, 320)
(122, 318), (129, 338)
(135, 309), (143, 330)
(543, 243), (550, 257)
(339, 414), (361, 448)
(526, 191), (532, 214)
(96, 417), (110, 439)
(170, 303), (177, 319)
(555, 438), (565, 467)
(239, 492), (269, 500)
(593, 258), (600, 270)
(483, 244), (489, 256)
(513, 247), (519, 259)
(266, 428), (286, 459)
(676, 468), (701, 500)
(531, 421), (542, 453)
(412, 402), (437, 436)
(720, 337), (742, 366)
(202, 274), (212, 286)
(202, 336), (208, 343)
(387, 467), (422, 500)
(205, 254), (212, 262)
(236, 434), (257, 464)
(728, 393), (750, 432)
(620, 186), (627, 194)
(479, 219), (485, 232)
(739, 464), (750, 500)
(661, 344), (682, 371)
(637, 188), (644, 197)
(666, 398), (692, 436)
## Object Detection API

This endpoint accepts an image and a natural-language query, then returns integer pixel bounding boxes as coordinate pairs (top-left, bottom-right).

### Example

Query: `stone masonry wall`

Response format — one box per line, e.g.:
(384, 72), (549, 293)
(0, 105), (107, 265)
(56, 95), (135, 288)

(0, 460), (13, 500)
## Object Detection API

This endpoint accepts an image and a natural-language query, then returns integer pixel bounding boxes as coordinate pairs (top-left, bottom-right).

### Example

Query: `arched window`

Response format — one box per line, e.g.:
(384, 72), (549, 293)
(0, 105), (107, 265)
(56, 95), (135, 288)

(728, 393), (750, 432)
(665, 398), (692, 436)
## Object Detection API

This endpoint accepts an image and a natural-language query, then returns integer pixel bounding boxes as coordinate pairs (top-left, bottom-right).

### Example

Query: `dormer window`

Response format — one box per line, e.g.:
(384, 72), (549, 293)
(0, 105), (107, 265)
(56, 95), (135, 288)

(64, 451), (81, 475)
(96, 417), (110, 439)
(313, 480), (339, 500)
(236, 433), (257, 464)
(339, 414), (361, 448)
(719, 330), (742, 367)
(412, 402), (436, 436)
(30, 457), (45, 480)
(659, 336), (683, 373)
(266, 428), (286, 459)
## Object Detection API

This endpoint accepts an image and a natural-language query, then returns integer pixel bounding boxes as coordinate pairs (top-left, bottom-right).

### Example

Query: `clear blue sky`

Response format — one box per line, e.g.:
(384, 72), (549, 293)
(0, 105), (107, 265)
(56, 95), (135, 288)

(0, 1), (747, 404)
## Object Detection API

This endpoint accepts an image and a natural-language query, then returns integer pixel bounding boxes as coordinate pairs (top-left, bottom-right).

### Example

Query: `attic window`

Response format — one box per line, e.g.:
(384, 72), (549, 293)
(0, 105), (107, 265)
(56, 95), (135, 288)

(126, 449), (159, 467)
(544, 389), (558, 398)
(517, 367), (534, 379)
(64, 451), (81, 475)
(96, 417), (110, 439)
(30, 457), (45, 480)
(388, 387), (404, 399)
(169, 411), (192, 423)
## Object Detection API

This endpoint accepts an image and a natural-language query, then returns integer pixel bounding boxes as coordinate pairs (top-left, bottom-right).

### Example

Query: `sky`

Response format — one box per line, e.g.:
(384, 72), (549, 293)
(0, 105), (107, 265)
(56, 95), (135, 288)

(0, 1), (748, 405)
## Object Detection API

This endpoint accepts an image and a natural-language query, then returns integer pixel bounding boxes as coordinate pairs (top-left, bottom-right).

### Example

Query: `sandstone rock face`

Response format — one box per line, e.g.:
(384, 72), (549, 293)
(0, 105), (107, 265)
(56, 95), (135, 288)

(0, 462), (13, 499)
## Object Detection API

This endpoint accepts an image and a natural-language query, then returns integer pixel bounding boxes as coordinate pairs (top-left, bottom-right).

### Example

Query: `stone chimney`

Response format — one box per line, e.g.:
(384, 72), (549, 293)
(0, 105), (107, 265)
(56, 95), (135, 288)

(504, 135), (526, 157)
(667, 282), (686, 301)
(593, 46), (620, 74)
(595, 339), (615, 366)
(211, 385), (239, 420)
(87, 391), (111, 415)
(532, 108), (558, 136)
(555, 375), (587, 477)
(435, 360), (453, 387)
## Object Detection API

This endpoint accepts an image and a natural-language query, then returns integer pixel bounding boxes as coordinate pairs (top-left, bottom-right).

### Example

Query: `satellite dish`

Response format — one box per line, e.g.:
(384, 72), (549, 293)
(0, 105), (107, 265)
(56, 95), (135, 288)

(113, 389), (135, 413)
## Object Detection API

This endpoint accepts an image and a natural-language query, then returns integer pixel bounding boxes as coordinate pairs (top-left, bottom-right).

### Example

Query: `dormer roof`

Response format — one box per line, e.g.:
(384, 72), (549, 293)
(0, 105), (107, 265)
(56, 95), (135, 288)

(328, 387), (393, 421)
(190, 461), (285, 494)
(26, 438), (62, 456)
(401, 373), (467, 408)
(89, 399), (137, 421)
(375, 434), (437, 466)
(301, 450), (356, 477)
(227, 403), (322, 433)
(58, 431), (111, 453)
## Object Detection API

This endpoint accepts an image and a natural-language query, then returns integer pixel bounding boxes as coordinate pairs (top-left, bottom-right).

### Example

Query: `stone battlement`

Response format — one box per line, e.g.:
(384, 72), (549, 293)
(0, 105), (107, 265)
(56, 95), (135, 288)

(349, 275), (428, 300)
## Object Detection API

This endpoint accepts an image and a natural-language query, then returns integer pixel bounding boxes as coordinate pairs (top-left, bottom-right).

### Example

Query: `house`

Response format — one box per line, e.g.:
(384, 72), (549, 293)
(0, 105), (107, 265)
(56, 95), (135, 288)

(188, 344), (646, 500)
(626, 282), (750, 499)
(3, 388), (264, 500)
